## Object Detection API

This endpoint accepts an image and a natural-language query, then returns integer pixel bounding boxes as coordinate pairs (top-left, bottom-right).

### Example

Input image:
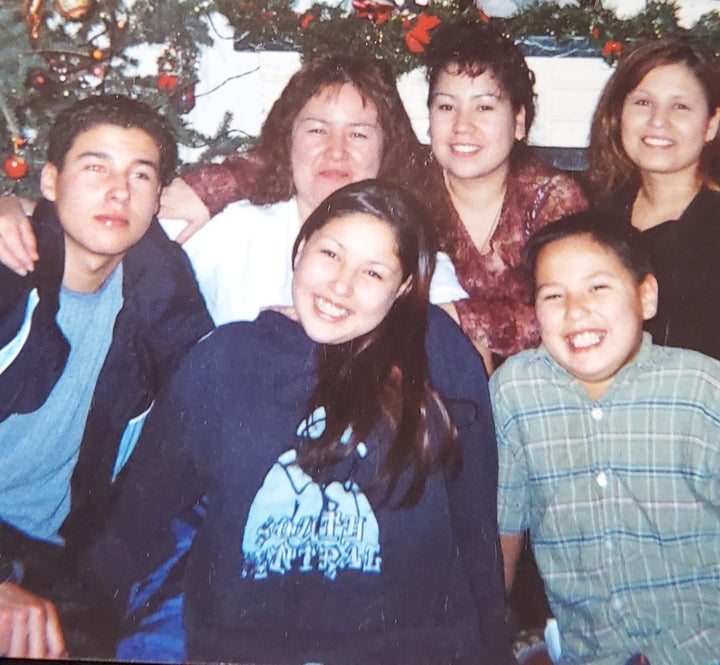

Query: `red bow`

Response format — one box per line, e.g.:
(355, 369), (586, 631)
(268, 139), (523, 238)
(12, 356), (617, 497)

(404, 13), (441, 54)
(601, 40), (623, 58)
(352, 0), (394, 25)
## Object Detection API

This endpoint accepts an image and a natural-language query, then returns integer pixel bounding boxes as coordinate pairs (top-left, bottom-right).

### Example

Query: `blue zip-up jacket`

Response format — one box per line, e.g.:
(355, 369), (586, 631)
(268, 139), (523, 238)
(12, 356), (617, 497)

(0, 199), (213, 587)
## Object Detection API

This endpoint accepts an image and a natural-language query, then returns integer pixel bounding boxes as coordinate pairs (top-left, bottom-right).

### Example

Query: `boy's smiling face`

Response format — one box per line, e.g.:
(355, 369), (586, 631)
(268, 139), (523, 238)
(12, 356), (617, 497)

(534, 233), (658, 400)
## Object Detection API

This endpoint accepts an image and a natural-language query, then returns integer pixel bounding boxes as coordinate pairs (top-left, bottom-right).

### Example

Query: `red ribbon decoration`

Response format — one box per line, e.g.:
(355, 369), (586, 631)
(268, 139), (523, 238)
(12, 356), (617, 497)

(352, 0), (394, 25)
(601, 40), (623, 58)
(404, 12), (442, 54)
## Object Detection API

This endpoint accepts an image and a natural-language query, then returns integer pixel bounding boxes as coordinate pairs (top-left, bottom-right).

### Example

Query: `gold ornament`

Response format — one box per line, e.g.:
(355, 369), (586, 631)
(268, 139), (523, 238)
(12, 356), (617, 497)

(23, 0), (43, 48)
(53, 0), (93, 20)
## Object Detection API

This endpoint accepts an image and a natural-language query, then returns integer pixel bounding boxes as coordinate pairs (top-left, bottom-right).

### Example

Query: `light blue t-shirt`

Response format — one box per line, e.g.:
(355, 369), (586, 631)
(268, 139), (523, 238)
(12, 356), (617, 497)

(0, 265), (123, 543)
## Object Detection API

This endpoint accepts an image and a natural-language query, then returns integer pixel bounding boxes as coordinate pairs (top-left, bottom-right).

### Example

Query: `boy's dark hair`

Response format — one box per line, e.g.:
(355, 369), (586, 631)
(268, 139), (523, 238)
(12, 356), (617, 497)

(523, 209), (654, 296)
(46, 94), (178, 186)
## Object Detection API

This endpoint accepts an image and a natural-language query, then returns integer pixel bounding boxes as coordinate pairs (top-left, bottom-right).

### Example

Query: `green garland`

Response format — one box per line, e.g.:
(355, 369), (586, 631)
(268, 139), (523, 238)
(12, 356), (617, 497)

(2, 0), (718, 195)
(219, 0), (720, 76)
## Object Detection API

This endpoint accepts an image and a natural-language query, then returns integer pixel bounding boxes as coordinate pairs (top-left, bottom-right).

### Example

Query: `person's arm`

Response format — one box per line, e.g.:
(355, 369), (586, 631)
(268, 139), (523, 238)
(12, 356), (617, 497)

(0, 196), (38, 276)
(437, 301), (494, 374)
(490, 363), (534, 594)
(500, 532), (525, 592)
(158, 177), (212, 244)
(0, 582), (65, 659)
(167, 151), (264, 243)
(56, 337), (215, 656)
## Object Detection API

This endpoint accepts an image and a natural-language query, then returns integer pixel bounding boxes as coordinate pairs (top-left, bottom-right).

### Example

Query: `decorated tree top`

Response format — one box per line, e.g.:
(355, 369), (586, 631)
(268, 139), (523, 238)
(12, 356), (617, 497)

(0, 0), (219, 196)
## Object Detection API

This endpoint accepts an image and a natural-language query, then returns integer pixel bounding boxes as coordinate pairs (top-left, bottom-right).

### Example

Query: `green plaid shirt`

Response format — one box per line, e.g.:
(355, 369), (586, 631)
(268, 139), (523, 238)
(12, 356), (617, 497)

(491, 335), (720, 665)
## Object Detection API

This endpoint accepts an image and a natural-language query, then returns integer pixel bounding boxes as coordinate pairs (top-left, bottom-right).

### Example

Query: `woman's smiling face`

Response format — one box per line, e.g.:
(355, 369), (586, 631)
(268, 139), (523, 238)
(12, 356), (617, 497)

(620, 62), (720, 180)
(428, 66), (526, 186)
(291, 212), (410, 345)
(290, 84), (384, 221)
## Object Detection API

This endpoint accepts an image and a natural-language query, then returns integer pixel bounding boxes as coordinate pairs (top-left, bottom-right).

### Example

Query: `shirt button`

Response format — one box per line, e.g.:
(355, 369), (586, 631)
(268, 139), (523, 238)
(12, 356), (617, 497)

(596, 471), (608, 488)
(591, 407), (603, 421)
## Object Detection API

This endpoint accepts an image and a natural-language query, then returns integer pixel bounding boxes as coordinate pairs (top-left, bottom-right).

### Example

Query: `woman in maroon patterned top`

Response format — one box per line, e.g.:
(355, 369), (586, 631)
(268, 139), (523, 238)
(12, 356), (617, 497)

(423, 20), (587, 372)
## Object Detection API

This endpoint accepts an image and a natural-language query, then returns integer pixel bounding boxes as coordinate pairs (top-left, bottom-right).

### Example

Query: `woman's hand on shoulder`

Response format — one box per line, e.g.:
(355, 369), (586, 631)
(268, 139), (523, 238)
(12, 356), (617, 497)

(159, 177), (211, 244)
(0, 196), (38, 276)
(0, 582), (66, 658)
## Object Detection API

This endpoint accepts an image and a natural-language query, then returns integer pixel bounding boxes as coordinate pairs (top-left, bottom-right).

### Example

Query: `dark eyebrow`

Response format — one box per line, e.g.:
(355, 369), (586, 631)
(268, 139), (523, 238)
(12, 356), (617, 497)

(431, 91), (502, 101)
(76, 151), (159, 171)
(296, 117), (378, 129)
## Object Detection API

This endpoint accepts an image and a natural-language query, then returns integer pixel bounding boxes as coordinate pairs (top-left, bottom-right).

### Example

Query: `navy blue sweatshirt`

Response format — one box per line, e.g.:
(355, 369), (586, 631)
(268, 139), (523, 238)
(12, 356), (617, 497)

(74, 307), (513, 665)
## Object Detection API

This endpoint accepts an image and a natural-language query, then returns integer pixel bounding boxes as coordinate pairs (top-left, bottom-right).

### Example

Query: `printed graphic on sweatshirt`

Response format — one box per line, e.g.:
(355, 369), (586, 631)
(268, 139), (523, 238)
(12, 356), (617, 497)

(241, 407), (381, 581)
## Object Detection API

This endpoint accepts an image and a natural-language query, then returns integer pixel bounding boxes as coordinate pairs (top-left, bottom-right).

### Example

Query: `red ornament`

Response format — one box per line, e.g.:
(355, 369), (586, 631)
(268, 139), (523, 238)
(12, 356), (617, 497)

(54, 0), (93, 20)
(601, 40), (623, 59)
(157, 72), (179, 91)
(4, 155), (28, 179)
(352, 1), (394, 25)
(404, 13), (442, 54)
(299, 11), (315, 29)
(92, 64), (105, 78)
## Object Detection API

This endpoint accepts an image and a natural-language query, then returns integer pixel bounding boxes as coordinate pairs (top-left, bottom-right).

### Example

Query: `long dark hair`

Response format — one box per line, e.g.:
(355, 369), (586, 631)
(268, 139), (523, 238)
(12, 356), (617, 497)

(588, 36), (720, 199)
(293, 180), (457, 508)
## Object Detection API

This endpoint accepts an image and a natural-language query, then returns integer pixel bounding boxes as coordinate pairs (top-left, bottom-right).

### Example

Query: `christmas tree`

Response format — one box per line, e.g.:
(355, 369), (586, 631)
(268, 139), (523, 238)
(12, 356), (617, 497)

(0, 0), (220, 196)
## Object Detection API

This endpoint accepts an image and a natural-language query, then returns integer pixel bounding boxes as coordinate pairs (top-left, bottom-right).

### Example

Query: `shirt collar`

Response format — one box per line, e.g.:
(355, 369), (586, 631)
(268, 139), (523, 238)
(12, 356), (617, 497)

(533, 332), (655, 401)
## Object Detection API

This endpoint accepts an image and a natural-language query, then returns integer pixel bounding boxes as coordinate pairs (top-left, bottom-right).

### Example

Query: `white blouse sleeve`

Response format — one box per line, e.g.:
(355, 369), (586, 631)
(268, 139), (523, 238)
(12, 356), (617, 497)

(429, 251), (468, 304)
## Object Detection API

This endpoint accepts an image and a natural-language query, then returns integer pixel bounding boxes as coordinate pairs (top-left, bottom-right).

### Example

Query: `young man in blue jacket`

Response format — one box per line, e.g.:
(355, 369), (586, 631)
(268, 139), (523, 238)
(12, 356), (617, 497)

(0, 94), (213, 657)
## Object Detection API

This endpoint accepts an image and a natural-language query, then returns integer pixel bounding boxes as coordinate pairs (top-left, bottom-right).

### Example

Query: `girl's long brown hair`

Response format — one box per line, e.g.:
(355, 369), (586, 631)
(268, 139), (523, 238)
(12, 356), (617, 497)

(293, 180), (458, 508)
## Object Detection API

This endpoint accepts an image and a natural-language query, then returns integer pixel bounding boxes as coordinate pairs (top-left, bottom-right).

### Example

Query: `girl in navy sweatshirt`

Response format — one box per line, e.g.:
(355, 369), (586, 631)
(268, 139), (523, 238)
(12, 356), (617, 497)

(61, 180), (514, 665)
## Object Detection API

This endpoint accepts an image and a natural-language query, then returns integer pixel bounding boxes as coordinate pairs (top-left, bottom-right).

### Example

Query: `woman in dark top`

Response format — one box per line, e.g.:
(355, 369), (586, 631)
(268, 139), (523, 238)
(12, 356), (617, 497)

(588, 36), (720, 359)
